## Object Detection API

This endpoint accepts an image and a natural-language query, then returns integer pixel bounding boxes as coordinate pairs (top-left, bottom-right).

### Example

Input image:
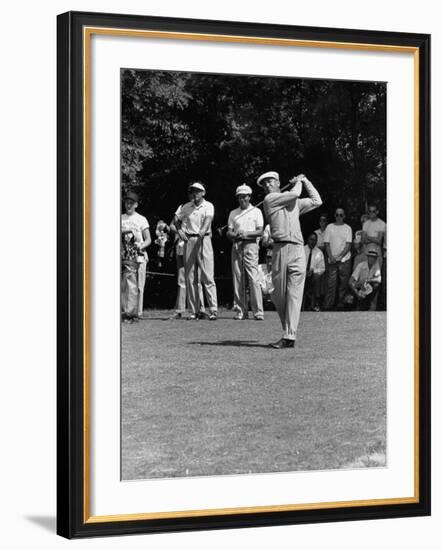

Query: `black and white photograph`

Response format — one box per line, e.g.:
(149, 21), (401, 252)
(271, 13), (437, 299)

(120, 68), (387, 481)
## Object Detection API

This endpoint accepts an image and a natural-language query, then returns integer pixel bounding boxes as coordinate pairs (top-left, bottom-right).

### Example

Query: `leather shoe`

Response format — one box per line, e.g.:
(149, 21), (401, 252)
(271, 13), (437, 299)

(270, 338), (295, 349)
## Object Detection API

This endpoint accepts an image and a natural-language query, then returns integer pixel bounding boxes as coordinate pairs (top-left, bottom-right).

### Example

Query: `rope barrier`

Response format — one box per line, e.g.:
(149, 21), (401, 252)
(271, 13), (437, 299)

(146, 270), (233, 280)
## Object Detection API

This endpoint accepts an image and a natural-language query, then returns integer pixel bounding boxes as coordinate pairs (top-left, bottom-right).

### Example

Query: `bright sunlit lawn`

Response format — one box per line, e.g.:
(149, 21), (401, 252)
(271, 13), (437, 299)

(121, 310), (386, 480)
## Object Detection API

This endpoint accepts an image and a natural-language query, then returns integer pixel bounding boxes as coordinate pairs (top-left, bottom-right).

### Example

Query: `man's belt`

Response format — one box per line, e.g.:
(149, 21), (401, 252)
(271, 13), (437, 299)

(186, 233), (211, 237)
(273, 240), (300, 245)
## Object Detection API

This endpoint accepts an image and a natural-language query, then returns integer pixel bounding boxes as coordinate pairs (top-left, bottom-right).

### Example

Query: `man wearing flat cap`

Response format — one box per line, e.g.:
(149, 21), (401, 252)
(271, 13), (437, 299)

(175, 182), (218, 320)
(259, 171), (322, 348)
(121, 190), (151, 320)
(227, 184), (264, 320)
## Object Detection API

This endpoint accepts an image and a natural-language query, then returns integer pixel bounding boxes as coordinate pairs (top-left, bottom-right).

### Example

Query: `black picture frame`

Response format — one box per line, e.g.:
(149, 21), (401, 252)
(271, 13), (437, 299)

(57, 10), (431, 539)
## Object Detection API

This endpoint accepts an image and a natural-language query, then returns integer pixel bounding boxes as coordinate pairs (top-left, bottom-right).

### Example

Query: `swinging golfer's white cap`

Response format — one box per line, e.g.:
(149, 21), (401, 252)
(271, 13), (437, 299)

(257, 171), (279, 187)
(188, 182), (205, 192)
(235, 184), (252, 196)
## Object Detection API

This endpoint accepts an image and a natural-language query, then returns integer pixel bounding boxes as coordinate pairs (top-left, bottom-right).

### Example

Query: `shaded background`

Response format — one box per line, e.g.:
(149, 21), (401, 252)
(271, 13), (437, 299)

(121, 69), (386, 308)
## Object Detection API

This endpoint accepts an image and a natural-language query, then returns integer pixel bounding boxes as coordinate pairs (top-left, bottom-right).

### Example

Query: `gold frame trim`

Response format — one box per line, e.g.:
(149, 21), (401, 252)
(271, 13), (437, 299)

(82, 26), (420, 524)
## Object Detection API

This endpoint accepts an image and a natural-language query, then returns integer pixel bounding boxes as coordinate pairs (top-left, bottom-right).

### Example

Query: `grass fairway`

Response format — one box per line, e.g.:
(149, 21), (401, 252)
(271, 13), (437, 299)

(121, 310), (386, 480)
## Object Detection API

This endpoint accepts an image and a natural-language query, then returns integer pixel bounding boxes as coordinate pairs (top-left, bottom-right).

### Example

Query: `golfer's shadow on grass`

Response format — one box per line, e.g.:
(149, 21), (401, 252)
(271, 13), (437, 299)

(190, 340), (270, 349)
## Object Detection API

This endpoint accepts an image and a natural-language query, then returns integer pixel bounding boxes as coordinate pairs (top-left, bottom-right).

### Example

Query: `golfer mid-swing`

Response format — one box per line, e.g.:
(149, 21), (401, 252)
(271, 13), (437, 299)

(258, 171), (322, 348)
(227, 184), (264, 320)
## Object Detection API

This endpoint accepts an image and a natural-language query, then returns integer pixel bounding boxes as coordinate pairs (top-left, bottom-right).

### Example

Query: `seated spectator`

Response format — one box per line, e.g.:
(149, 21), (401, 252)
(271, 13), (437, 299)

(348, 245), (381, 311)
(303, 233), (325, 311)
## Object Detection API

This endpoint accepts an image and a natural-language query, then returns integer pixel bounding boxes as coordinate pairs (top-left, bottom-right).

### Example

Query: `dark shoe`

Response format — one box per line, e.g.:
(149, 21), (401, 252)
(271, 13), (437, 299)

(270, 338), (295, 349)
(169, 312), (183, 320)
(198, 311), (208, 320)
(208, 312), (218, 321)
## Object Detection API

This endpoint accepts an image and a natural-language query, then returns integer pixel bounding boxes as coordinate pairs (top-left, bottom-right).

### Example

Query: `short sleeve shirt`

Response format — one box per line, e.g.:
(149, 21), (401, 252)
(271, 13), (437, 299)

(362, 218), (386, 257)
(227, 205), (264, 236)
(323, 223), (352, 262)
(121, 212), (149, 242)
(121, 212), (150, 261)
(351, 260), (381, 287)
(176, 199), (215, 235)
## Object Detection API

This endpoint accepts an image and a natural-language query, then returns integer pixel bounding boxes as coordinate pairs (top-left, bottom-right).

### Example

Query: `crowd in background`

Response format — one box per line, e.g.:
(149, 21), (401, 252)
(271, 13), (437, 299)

(289, 206), (386, 312)
(120, 188), (386, 323)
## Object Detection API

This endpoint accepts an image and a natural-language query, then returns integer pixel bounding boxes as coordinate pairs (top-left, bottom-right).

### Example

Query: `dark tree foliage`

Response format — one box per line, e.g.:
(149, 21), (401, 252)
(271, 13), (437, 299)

(121, 69), (386, 301)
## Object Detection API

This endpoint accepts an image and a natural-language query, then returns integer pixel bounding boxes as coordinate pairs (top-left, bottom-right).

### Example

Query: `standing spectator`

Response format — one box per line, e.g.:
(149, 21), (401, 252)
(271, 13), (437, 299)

(314, 214), (328, 253)
(353, 213), (369, 270)
(169, 204), (205, 319)
(323, 208), (353, 310)
(303, 233), (325, 311)
(121, 230), (141, 323)
(259, 171), (322, 349)
(354, 213), (369, 249)
(314, 213), (328, 302)
(261, 223), (274, 271)
(380, 227), (387, 309)
(348, 245), (382, 310)
(175, 182), (218, 320)
(227, 184), (264, 320)
(362, 205), (386, 265)
(121, 191), (151, 319)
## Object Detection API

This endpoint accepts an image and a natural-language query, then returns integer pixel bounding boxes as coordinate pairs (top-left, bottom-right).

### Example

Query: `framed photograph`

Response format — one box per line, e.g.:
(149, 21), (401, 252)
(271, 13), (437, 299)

(57, 11), (431, 538)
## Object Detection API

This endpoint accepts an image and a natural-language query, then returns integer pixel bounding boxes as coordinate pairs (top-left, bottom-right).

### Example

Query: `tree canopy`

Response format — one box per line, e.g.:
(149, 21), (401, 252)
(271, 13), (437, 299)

(122, 68), (386, 229)
(121, 68), (386, 304)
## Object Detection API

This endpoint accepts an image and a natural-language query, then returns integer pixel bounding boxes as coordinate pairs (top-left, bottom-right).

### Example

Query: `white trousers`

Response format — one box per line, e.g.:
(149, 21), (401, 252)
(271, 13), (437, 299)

(271, 243), (306, 340)
(184, 236), (218, 314)
(175, 253), (205, 313)
(231, 242), (264, 317)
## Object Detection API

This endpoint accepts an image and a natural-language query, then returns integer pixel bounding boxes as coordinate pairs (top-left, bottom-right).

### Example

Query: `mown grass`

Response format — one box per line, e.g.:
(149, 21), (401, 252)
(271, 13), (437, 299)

(121, 310), (386, 480)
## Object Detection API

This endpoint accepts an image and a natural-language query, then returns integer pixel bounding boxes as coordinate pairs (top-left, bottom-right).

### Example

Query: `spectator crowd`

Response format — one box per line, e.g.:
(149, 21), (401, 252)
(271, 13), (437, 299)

(120, 182), (386, 324)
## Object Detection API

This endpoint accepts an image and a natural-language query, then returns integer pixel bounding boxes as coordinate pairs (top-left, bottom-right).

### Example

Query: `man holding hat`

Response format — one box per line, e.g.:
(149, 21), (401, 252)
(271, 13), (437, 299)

(348, 244), (381, 310)
(227, 184), (264, 320)
(175, 181), (218, 320)
(258, 171), (322, 348)
(121, 190), (151, 319)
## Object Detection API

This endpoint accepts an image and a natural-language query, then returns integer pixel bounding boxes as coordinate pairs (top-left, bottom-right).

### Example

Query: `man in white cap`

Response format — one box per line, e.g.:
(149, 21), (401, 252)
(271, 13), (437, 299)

(175, 181), (218, 320)
(348, 244), (381, 310)
(227, 184), (264, 320)
(258, 171), (322, 348)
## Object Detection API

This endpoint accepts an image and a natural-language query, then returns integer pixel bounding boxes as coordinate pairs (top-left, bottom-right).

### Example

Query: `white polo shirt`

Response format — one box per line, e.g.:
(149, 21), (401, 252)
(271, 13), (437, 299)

(227, 205), (263, 238)
(323, 223), (353, 262)
(176, 199), (214, 235)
